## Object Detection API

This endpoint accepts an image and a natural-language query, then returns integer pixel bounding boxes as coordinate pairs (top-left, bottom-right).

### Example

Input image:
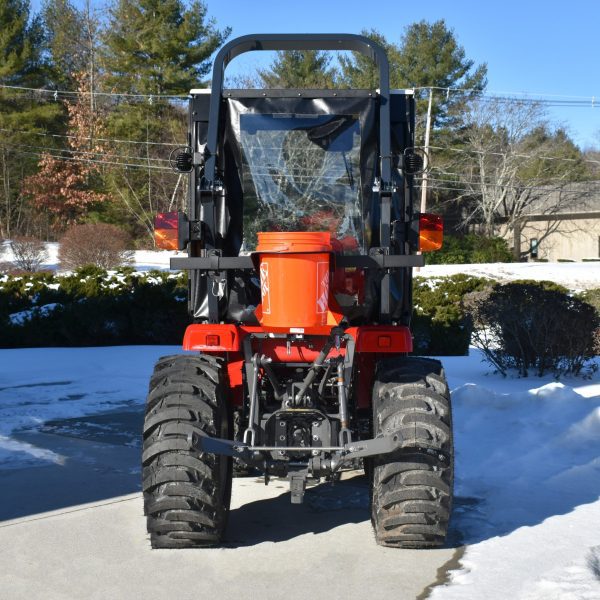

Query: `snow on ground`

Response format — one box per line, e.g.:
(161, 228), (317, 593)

(420, 261), (600, 291)
(0, 345), (599, 597)
(432, 353), (600, 599)
(2, 240), (599, 289)
(0, 240), (181, 273)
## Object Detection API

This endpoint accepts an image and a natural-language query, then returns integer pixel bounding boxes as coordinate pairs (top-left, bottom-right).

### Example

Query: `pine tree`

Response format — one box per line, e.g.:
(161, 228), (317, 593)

(0, 0), (62, 237)
(102, 0), (230, 95)
(338, 29), (399, 90)
(98, 0), (229, 241)
(396, 20), (487, 128)
(259, 50), (337, 88)
(42, 0), (100, 91)
(339, 22), (487, 128)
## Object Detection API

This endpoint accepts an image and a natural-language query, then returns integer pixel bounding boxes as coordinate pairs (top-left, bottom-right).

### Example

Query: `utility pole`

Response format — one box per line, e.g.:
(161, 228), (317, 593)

(419, 87), (433, 214)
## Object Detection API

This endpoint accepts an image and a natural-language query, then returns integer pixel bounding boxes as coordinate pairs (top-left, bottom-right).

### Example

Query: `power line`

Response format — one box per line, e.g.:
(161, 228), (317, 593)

(0, 126), (181, 148)
(417, 176), (600, 195)
(423, 144), (600, 166)
(412, 86), (599, 107)
(0, 81), (598, 107)
(0, 143), (173, 172)
(0, 82), (189, 100)
(0, 141), (170, 164)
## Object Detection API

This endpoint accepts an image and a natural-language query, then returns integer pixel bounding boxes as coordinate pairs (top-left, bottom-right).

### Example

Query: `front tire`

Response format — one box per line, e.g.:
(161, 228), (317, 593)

(370, 357), (453, 548)
(142, 354), (232, 548)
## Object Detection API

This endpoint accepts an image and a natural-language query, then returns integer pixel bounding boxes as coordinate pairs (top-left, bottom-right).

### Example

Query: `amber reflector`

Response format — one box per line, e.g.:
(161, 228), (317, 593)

(155, 212), (179, 250)
(419, 213), (443, 252)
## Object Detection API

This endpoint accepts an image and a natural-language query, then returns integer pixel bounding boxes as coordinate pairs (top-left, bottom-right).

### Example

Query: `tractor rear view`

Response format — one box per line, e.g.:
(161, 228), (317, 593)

(143, 34), (453, 549)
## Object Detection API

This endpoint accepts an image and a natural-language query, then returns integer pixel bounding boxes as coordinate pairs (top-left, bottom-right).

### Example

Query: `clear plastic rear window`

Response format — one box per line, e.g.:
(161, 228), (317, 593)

(239, 113), (364, 252)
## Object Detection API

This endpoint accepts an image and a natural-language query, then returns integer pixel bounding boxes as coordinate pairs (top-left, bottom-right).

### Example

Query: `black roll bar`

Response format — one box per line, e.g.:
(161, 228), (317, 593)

(202, 34), (392, 189)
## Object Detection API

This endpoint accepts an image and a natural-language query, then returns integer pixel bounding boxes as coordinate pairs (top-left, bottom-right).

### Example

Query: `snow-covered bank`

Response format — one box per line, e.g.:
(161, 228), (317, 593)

(433, 353), (600, 599)
(421, 261), (600, 291)
(0, 240), (183, 273)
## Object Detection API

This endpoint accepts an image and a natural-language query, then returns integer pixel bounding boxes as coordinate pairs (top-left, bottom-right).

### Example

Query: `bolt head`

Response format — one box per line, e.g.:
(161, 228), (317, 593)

(312, 435), (319, 441)
(312, 450), (319, 456)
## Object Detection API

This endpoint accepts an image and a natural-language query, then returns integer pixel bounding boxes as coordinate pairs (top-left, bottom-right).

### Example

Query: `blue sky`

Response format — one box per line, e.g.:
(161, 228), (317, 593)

(205, 0), (600, 149)
(33, 0), (600, 149)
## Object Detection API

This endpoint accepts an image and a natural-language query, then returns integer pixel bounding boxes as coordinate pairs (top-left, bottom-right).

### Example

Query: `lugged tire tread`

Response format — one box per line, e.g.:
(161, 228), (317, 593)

(142, 354), (232, 549)
(371, 356), (454, 549)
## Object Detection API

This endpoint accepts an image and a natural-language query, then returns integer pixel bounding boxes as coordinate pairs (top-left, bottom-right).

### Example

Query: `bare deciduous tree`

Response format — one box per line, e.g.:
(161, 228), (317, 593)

(433, 98), (589, 247)
(10, 237), (48, 272)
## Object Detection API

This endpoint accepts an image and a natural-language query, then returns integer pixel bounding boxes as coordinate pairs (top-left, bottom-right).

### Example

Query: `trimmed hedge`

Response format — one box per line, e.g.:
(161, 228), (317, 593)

(425, 234), (513, 265)
(579, 288), (600, 316)
(0, 266), (188, 347)
(412, 274), (493, 355)
(466, 280), (599, 377)
(2, 269), (494, 355)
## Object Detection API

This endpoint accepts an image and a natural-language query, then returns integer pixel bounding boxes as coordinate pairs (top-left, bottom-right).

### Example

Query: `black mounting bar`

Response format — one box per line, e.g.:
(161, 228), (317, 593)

(170, 254), (424, 271)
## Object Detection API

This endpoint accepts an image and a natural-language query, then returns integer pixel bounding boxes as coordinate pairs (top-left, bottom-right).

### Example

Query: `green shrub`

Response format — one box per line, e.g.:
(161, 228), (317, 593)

(425, 234), (513, 265)
(465, 281), (599, 377)
(0, 269), (188, 347)
(412, 274), (493, 355)
(578, 288), (600, 316)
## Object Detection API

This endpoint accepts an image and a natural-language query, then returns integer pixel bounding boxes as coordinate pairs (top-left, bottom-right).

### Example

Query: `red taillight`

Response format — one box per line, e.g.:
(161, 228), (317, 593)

(205, 334), (220, 347)
(378, 335), (392, 348)
(419, 213), (443, 252)
(154, 212), (179, 250)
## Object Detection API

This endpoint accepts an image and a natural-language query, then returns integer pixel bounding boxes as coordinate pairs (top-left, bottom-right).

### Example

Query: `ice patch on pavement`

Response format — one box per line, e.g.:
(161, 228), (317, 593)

(0, 434), (65, 469)
(0, 346), (180, 468)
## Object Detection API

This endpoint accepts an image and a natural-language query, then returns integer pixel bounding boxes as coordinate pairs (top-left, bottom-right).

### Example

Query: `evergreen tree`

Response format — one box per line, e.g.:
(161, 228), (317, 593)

(100, 1), (229, 240)
(337, 29), (399, 90)
(0, 0), (46, 86)
(339, 22), (487, 128)
(259, 50), (337, 88)
(102, 0), (230, 95)
(0, 0), (62, 237)
(396, 20), (487, 128)
(42, 0), (99, 91)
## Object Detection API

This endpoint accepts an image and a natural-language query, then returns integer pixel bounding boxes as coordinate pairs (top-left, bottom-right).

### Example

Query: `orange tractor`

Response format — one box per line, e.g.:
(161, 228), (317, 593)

(144, 34), (453, 548)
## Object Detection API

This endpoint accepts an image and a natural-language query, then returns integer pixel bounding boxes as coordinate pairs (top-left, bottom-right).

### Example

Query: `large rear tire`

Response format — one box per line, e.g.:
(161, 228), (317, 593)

(142, 354), (232, 548)
(370, 356), (453, 548)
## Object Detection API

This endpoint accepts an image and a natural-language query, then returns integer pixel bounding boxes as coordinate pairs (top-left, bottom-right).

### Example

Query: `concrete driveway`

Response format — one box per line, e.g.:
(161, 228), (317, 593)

(0, 411), (461, 600)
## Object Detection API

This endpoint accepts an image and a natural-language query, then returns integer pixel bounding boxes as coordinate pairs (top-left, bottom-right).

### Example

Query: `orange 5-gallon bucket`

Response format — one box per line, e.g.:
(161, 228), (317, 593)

(256, 231), (332, 329)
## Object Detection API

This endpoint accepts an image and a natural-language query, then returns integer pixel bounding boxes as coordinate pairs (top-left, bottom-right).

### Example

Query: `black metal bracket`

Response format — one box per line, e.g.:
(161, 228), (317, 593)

(187, 430), (403, 463)
(171, 254), (423, 271)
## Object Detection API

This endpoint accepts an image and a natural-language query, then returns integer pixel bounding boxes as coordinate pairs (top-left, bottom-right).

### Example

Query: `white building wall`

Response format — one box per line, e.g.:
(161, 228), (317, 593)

(517, 219), (600, 261)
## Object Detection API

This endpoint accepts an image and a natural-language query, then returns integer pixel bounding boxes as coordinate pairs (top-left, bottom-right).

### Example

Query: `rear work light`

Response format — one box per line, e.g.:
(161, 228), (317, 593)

(418, 213), (443, 252)
(154, 211), (188, 251)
